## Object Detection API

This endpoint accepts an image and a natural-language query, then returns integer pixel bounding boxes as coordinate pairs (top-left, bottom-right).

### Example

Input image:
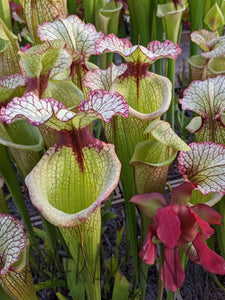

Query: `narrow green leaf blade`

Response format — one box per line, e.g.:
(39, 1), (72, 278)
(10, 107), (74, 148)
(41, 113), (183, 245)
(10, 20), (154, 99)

(111, 272), (130, 300)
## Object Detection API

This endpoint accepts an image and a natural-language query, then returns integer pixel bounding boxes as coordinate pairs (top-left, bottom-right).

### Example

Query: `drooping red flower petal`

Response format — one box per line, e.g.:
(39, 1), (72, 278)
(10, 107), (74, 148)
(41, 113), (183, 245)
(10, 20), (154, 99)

(161, 247), (185, 292)
(193, 233), (225, 275)
(191, 203), (223, 225)
(190, 209), (214, 239)
(130, 192), (168, 220)
(172, 204), (199, 245)
(171, 182), (196, 205)
(139, 226), (157, 265)
(156, 205), (181, 248)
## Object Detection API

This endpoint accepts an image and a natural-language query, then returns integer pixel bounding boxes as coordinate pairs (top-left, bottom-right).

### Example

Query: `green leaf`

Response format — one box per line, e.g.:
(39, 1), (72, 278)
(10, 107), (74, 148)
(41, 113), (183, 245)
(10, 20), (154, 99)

(145, 119), (190, 151)
(204, 3), (224, 31)
(106, 255), (130, 300)
(0, 177), (9, 214)
(0, 284), (11, 300)
(64, 259), (85, 300)
(130, 139), (177, 167)
(188, 54), (207, 81)
(0, 39), (8, 52)
(130, 139), (177, 194)
(156, 1), (186, 43)
(111, 272), (130, 300)
(0, 18), (21, 76)
(186, 116), (202, 133)
(0, 0), (12, 30)
(83, 0), (95, 24)
(43, 79), (83, 108)
(67, 0), (77, 15)
(0, 120), (43, 177)
(19, 40), (66, 78)
(35, 279), (66, 291)
(102, 211), (117, 223)
(208, 56), (225, 75)
(56, 292), (69, 300)
(127, 0), (154, 46)
(106, 256), (120, 276)
(96, 0), (123, 35)
(189, 0), (206, 56)
(33, 227), (47, 240)
(190, 190), (223, 207)
(0, 120), (43, 151)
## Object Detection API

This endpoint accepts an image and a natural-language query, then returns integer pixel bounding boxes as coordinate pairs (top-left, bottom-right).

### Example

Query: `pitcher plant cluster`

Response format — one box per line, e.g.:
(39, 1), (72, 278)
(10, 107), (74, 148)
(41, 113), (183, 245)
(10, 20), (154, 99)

(1, 0), (225, 300)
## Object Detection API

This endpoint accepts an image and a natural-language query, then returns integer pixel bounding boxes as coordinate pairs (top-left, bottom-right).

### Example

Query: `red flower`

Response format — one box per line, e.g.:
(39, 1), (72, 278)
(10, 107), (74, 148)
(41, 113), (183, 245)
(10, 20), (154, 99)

(130, 183), (225, 292)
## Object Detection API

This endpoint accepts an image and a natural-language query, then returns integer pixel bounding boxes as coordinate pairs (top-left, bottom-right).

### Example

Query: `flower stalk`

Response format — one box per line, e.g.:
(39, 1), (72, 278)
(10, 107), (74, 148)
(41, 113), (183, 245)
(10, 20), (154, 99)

(158, 244), (164, 300)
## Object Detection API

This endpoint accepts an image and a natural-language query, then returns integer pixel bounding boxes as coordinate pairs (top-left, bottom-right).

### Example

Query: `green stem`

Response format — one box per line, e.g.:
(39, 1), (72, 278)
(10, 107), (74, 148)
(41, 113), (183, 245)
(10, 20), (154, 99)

(189, 0), (206, 56)
(0, 0), (12, 31)
(140, 212), (150, 299)
(120, 171), (138, 291)
(157, 244), (164, 300)
(67, 0), (77, 15)
(166, 291), (176, 300)
(125, 202), (138, 290)
(60, 208), (101, 300)
(83, 0), (95, 24)
(41, 216), (64, 275)
(166, 59), (176, 129)
(56, 227), (70, 255)
(0, 145), (37, 247)
(215, 196), (225, 258)
(0, 186), (9, 214)
(99, 54), (108, 70)
(211, 274), (225, 293)
(127, 0), (153, 46)
(95, 119), (103, 141)
(153, 0), (164, 75)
